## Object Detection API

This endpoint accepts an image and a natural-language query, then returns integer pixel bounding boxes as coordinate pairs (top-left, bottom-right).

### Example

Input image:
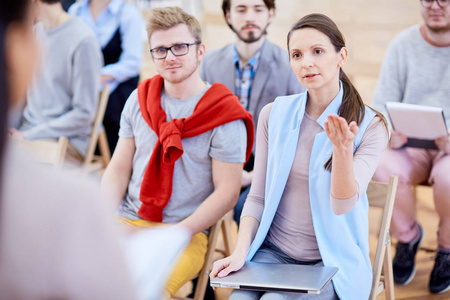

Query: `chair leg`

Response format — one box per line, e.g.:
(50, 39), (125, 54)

(383, 243), (395, 300)
(193, 219), (223, 300)
(56, 137), (69, 167)
(222, 212), (235, 256)
(411, 185), (417, 203)
(98, 130), (111, 167)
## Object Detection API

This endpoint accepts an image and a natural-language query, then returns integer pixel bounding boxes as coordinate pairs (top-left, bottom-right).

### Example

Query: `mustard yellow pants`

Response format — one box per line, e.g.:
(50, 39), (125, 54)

(119, 217), (208, 297)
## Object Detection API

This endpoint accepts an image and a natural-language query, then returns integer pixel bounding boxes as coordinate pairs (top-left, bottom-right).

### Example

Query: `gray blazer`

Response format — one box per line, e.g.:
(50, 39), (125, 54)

(200, 39), (304, 130)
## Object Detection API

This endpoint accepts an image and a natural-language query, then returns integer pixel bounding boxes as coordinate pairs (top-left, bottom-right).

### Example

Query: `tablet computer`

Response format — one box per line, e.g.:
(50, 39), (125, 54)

(385, 102), (448, 149)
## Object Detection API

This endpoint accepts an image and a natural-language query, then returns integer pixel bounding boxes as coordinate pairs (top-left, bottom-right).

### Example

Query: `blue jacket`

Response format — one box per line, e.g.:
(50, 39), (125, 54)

(246, 85), (376, 300)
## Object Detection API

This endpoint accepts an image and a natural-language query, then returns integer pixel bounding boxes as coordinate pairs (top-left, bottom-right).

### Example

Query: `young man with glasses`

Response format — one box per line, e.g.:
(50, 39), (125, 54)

(372, 0), (450, 294)
(101, 6), (254, 299)
(200, 0), (304, 228)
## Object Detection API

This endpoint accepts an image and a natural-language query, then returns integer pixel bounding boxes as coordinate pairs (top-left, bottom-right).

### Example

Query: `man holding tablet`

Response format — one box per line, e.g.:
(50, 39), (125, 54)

(371, 0), (450, 294)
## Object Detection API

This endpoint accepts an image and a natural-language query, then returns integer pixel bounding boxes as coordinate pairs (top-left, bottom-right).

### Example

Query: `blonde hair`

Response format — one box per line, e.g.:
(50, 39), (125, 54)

(146, 7), (202, 46)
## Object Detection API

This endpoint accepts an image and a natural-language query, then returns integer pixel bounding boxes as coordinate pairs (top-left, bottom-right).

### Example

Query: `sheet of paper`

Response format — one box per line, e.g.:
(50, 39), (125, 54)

(124, 226), (190, 300)
(385, 102), (448, 140)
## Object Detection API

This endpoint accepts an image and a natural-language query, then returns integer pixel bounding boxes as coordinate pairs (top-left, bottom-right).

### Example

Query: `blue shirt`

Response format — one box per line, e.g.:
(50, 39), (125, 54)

(69, 0), (144, 93)
(233, 46), (261, 110)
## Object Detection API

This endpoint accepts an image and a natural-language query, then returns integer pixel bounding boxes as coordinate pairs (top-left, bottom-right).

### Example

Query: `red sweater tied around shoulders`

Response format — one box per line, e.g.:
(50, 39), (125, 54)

(137, 75), (254, 222)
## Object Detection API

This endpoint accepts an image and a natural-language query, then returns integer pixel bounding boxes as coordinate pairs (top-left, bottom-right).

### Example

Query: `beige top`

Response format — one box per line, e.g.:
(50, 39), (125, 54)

(241, 103), (389, 261)
(0, 144), (137, 299)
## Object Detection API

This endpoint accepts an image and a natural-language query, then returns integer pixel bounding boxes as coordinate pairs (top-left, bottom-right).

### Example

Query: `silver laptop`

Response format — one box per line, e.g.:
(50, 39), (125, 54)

(210, 261), (338, 294)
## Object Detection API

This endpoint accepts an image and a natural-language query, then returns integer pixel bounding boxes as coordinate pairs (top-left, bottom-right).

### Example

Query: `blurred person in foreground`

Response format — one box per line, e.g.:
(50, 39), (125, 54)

(0, 0), (138, 298)
(0, 1), (190, 299)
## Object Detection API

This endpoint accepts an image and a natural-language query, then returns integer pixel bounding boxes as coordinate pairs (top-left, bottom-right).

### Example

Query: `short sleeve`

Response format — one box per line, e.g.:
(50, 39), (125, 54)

(209, 119), (247, 163)
(119, 90), (138, 138)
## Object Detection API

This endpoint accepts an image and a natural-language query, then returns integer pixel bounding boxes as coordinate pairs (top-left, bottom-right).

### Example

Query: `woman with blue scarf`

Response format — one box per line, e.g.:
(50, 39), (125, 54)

(210, 13), (389, 300)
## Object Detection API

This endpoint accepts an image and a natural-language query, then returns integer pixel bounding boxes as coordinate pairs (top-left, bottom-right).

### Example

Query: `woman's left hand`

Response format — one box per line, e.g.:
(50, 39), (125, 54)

(324, 114), (359, 149)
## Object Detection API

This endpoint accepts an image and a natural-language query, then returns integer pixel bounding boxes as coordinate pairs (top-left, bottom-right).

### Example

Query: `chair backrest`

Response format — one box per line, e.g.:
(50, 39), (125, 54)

(82, 85), (111, 173)
(367, 175), (398, 300)
(11, 136), (69, 168)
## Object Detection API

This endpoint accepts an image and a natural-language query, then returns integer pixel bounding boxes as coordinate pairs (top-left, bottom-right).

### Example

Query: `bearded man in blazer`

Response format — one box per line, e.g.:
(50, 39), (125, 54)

(200, 0), (304, 226)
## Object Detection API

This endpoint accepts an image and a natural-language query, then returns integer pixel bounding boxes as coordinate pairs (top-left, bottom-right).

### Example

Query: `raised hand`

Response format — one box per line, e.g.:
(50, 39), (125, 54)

(324, 114), (358, 149)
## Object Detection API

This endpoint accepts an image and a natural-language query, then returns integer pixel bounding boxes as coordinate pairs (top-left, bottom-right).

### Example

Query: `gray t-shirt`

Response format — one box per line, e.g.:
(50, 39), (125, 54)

(19, 17), (102, 156)
(371, 24), (450, 125)
(118, 86), (247, 223)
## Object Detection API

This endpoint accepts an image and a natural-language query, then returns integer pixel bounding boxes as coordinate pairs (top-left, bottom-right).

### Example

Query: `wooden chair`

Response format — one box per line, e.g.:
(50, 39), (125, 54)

(82, 85), (111, 173)
(367, 175), (399, 300)
(11, 136), (69, 168)
(174, 211), (235, 300)
(411, 183), (437, 253)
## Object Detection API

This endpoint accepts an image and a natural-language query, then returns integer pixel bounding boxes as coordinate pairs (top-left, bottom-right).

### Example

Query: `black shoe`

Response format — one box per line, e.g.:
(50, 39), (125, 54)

(393, 224), (423, 285)
(429, 250), (450, 294)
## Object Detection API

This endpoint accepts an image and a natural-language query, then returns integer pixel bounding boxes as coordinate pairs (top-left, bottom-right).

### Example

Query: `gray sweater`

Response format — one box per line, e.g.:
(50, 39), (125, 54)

(20, 17), (102, 156)
(371, 24), (450, 126)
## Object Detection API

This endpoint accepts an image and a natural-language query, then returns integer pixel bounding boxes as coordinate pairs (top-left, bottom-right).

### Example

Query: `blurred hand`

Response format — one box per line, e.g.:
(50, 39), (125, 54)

(241, 170), (253, 188)
(8, 128), (24, 140)
(390, 131), (408, 149)
(435, 134), (450, 154)
(324, 114), (358, 149)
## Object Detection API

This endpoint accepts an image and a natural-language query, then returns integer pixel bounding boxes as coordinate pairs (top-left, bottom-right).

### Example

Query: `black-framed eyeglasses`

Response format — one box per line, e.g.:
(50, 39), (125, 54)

(420, 0), (449, 8)
(150, 42), (201, 60)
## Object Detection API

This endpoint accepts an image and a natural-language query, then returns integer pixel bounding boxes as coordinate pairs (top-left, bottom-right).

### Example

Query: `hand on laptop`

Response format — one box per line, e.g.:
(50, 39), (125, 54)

(210, 253), (246, 283)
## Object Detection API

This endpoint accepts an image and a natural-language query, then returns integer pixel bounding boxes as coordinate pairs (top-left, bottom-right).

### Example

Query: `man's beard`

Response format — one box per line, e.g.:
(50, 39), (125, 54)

(426, 23), (450, 34)
(234, 24), (268, 44)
